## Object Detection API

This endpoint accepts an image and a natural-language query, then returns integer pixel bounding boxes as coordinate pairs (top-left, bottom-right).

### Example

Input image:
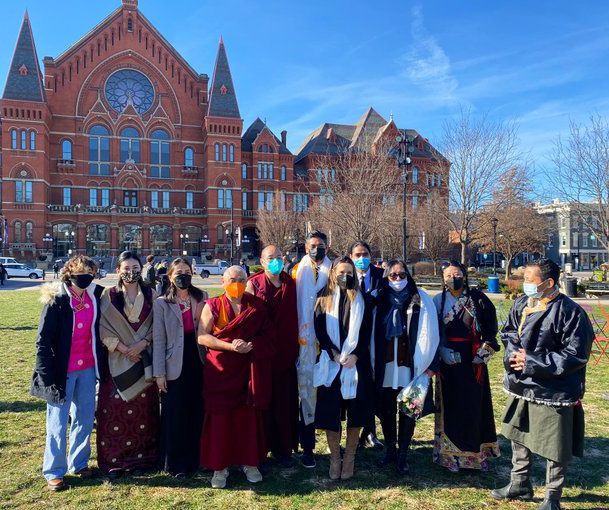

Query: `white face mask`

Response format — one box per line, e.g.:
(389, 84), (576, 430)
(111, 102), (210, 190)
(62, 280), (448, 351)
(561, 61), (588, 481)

(389, 279), (408, 292)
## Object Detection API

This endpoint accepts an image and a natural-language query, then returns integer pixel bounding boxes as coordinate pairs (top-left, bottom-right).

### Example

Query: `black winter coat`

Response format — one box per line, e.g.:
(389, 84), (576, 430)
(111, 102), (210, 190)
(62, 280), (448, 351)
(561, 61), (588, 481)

(30, 281), (104, 404)
(501, 293), (594, 405)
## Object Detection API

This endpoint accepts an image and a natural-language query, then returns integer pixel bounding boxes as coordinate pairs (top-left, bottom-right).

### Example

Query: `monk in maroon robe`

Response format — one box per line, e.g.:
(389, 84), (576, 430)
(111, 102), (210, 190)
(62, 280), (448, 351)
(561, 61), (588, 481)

(198, 265), (274, 489)
(246, 245), (299, 466)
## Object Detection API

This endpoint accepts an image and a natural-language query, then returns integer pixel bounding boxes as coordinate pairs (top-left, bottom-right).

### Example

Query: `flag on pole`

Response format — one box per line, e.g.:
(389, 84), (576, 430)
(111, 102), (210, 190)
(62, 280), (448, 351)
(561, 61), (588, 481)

(2, 218), (8, 246)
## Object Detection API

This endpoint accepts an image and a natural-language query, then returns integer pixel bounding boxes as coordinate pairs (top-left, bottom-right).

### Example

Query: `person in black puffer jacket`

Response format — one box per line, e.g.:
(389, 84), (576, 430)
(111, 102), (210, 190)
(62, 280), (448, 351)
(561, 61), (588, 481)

(491, 259), (594, 510)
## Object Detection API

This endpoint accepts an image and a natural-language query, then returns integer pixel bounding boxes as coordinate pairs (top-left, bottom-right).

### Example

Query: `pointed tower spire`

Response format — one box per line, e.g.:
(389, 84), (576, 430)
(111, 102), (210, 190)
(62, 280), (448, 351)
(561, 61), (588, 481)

(207, 37), (240, 118)
(3, 11), (46, 101)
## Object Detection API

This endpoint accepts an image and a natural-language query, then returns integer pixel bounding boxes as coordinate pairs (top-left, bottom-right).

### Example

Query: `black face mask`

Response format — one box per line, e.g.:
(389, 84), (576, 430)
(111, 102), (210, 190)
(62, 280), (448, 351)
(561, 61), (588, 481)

(174, 274), (192, 290)
(446, 277), (464, 291)
(71, 274), (94, 289)
(309, 247), (326, 262)
(337, 274), (356, 290)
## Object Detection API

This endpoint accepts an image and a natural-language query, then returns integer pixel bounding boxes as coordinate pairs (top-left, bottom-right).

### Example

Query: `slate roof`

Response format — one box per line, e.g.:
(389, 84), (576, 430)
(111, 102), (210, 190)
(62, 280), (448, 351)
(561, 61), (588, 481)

(242, 117), (291, 154)
(2, 12), (46, 102)
(207, 37), (240, 118)
(294, 107), (446, 164)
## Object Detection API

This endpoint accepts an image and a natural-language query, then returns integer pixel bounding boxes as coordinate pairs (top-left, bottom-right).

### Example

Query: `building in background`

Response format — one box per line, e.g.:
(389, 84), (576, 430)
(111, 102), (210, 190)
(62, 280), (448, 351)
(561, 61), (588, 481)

(537, 199), (608, 270)
(0, 0), (446, 263)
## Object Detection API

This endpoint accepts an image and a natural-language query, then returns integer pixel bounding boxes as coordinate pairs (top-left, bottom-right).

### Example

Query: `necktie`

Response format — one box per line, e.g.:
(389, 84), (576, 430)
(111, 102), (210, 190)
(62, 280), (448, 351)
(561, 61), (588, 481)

(360, 274), (366, 293)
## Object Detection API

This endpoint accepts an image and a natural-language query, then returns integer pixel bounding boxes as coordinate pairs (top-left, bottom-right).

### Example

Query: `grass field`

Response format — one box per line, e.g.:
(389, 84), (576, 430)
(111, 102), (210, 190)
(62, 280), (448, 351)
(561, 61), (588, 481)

(0, 290), (607, 510)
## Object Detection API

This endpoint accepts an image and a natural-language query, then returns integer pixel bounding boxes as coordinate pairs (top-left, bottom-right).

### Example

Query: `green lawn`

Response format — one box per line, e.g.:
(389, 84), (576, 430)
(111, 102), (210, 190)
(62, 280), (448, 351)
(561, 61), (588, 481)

(0, 292), (607, 510)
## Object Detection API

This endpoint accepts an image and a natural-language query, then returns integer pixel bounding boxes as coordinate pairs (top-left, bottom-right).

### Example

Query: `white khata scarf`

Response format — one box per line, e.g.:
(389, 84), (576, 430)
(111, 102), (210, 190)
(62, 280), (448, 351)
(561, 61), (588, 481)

(314, 287), (365, 399)
(296, 254), (331, 425)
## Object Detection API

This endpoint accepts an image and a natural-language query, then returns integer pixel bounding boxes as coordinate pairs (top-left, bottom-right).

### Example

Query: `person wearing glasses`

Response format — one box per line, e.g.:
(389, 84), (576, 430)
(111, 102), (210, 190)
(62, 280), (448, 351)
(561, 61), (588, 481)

(197, 265), (274, 489)
(432, 261), (500, 473)
(374, 259), (440, 474)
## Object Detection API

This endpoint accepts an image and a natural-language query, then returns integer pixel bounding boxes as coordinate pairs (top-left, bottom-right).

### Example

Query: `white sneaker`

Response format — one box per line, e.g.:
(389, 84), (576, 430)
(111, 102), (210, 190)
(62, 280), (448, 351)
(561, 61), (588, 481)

(241, 465), (263, 483)
(211, 468), (229, 489)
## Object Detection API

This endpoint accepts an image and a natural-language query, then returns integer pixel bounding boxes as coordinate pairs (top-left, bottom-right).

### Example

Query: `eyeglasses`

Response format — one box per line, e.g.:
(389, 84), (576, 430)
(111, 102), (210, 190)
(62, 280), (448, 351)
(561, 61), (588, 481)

(388, 272), (407, 280)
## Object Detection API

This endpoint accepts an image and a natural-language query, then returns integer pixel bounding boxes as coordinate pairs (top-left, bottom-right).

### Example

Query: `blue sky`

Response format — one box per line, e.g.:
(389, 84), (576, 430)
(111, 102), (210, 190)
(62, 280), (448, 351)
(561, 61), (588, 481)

(2, 0), (609, 166)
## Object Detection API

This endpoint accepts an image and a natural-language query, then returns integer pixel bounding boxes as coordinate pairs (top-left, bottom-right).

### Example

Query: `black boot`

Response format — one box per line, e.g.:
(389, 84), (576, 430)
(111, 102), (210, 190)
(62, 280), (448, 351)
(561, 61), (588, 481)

(491, 480), (534, 501)
(377, 446), (397, 467)
(538, 498), (561, 510)
(396, 449), (410, 475)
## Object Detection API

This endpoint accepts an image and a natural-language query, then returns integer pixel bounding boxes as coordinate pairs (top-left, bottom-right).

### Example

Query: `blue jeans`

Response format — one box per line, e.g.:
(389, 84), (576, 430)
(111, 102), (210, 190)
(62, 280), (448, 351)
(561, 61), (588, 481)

(43, 367), (96, 480)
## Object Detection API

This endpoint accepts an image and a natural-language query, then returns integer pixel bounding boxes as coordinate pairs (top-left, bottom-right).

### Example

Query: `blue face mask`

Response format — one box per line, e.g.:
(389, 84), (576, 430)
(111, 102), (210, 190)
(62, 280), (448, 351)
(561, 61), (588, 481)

(267, 258), (284, 275)
(353, 257), (371, 271)
(523, 280), (551, 298)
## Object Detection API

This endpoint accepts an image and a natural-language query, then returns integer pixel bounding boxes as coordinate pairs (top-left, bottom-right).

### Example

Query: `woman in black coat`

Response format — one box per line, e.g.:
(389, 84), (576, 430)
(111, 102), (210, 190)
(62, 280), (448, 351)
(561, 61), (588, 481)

(30, 255), (103, 491)
(313, 256), (374, 480)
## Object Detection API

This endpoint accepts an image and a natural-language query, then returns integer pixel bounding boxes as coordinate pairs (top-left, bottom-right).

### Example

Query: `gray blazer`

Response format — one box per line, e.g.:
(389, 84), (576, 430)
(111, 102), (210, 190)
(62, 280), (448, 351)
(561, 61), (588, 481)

(152, 294), (206, 380)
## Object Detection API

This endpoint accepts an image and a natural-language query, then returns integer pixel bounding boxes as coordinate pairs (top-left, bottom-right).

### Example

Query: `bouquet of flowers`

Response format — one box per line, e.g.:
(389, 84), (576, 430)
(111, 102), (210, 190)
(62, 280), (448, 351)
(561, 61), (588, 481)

(397, 373), (431, 420)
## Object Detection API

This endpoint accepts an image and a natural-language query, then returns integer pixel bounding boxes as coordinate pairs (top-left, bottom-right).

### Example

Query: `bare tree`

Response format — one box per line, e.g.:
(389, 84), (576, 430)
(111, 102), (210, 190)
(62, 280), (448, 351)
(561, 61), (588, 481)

(255, 195), (306, 253)
(410, 194), (450, 274)
(305, 139), (400, 254)
(552, 115), (609, 257)
(478, 167), (548, 279)
(432, 108), (520, 264)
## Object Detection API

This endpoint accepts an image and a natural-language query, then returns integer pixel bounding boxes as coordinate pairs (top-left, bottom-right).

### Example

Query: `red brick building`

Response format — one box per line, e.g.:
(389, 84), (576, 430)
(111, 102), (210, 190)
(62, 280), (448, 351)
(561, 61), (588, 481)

(0, 1), (447, 263)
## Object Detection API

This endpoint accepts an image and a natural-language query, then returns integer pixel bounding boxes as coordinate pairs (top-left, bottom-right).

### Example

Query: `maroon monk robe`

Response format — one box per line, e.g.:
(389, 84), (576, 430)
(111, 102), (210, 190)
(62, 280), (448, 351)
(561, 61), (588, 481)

(200, 293), (275, 470)
(248, 270), (299, 458)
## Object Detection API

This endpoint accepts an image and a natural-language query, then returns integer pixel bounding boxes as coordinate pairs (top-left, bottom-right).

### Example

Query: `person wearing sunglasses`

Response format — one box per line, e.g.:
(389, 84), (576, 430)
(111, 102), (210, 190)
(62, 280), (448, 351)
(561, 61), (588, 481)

(432, 261), (500, 473)
(312, 256), (374, 480)
(374, 259), (440, 474)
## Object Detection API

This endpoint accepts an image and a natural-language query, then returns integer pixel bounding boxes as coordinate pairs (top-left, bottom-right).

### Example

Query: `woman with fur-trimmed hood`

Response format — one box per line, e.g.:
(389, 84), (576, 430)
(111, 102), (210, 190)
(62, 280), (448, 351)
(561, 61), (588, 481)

(30, 256), (104, 492)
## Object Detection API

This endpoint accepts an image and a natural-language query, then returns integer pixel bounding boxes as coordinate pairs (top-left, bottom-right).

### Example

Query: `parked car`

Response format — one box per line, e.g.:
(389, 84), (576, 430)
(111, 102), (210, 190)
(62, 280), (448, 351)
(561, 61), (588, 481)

(194, 260), (230, 278)
(4, 263), (44, 279)
(0, 257), (19, 265)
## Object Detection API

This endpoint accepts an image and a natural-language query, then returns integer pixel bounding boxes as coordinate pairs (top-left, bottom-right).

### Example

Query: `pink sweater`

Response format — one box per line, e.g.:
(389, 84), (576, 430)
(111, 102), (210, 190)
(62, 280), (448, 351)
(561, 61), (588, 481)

(67, 290), (95, 373)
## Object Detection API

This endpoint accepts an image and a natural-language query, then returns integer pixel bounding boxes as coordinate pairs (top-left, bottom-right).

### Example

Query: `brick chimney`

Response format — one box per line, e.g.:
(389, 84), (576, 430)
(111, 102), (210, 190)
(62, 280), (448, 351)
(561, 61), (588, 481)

(281, 130), (287, 146)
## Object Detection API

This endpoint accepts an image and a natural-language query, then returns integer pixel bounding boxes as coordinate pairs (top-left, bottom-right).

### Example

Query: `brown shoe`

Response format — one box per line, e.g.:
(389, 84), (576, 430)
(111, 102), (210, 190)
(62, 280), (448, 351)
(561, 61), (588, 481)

(341, 427), (360, 480)
(74, 467), (94, 479)
(325, 430), (342, 480)
(46, 478), (65, 492)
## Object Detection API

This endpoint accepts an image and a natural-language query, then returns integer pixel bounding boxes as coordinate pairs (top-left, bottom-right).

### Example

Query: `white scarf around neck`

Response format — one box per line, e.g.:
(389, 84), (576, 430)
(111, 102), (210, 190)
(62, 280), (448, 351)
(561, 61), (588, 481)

(314, 286), (364, 399)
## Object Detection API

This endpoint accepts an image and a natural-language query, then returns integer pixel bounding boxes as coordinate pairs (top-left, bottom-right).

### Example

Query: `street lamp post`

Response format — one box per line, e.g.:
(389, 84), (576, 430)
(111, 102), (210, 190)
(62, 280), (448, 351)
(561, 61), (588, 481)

(491, 218), (499, 275)
(396, 130), (415, 261)
(180, 233), (189, 257)
(42, 233), (53, 255)
(65, 230), (75, 257)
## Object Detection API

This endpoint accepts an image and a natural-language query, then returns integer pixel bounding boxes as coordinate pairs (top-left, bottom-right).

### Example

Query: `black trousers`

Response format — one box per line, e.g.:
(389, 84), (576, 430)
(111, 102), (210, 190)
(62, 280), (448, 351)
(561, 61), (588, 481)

(379, 387), (416, 452)
(299, 405), (316, 453)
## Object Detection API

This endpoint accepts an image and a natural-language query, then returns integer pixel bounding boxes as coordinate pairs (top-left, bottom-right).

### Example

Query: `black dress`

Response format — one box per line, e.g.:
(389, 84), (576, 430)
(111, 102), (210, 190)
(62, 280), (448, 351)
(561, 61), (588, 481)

(313, 290), (374, 432)
(432, 288), (500, 470)
(159, 304), (204, 475)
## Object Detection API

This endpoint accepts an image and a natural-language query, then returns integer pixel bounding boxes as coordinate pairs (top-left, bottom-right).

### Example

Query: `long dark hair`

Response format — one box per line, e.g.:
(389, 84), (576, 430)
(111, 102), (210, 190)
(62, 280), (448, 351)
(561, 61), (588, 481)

(115, 251), (152, 308)
(383, 259), (417, 294)
(164, 257), (204, 303)
(439, 260), (474, 321)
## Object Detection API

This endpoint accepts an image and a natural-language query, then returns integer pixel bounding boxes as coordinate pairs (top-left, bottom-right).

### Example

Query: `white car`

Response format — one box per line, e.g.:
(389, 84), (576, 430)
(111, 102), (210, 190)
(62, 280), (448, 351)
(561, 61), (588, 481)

(194, 260), (230, 278)
(4, 263), (45, 279)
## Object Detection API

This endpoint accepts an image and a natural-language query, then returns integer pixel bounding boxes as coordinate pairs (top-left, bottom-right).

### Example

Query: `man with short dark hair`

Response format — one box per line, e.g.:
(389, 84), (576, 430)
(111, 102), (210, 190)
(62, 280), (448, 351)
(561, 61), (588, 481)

(292, 230), (331, 468)
(349, 240), (384, 450)
(492, 259), (593, 510)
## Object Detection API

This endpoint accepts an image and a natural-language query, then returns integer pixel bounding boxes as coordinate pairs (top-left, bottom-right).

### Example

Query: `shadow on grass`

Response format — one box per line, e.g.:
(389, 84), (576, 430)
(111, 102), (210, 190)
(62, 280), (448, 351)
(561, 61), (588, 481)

(0, 325), (37, 331)
(0, 400), (46, 413)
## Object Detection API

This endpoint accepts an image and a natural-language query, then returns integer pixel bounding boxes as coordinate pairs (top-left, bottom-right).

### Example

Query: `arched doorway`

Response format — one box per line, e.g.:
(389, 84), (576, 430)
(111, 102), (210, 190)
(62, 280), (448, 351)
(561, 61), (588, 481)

(119, 224), (142, 253)
(86, 224), (110, 257)
(150, 225), (173, 256)
(241, 226), (259, 259)
(181, 225), (202, 258)
(52, 223), (76, 258)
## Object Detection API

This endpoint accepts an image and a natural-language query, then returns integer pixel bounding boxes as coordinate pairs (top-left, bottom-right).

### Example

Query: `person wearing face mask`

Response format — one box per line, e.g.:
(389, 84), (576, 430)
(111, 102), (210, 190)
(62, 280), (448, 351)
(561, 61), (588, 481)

(198, 265), (274, 489)
(492, 259), (593, 510)
(153, 258), (208, 478)
(349, 240), (385, 451)
(374, 260), (440, 474)
(312, 256), (374, 480)
(246, 245), (299, 467)
(291, 230), (332, 468)
(97, 251), (159, 477)
(30, 255), (103, 491)
(432, 261), (500, 473)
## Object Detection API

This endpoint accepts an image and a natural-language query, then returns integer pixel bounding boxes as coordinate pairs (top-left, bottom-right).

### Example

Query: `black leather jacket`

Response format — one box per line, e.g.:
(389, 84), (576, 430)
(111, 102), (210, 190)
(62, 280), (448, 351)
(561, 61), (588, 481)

(501, 293), (593, 406)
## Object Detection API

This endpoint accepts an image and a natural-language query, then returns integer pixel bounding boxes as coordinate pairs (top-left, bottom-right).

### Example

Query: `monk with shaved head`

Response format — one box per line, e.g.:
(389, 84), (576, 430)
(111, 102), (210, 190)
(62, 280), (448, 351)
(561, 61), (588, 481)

(246, 245), (299, 467)
(198, 265), (274, 488)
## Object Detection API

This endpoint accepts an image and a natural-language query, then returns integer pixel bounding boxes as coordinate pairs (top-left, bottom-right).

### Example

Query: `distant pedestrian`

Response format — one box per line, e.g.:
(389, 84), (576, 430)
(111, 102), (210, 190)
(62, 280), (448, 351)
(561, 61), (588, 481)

(142, 255), (157, 288)
(0, 263), (6, 286)
(53, 263), (60, 279)
(156, 260), (169, 295)
(240, 259), (250, 277)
